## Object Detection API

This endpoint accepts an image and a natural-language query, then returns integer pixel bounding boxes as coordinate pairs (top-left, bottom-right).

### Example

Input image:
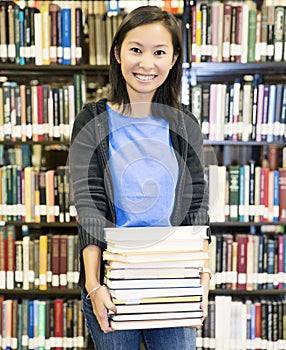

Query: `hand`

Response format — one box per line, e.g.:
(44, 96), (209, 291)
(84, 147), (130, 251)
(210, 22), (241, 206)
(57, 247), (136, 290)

(88, 285), (117, 333)
(200, 293), (209, 325)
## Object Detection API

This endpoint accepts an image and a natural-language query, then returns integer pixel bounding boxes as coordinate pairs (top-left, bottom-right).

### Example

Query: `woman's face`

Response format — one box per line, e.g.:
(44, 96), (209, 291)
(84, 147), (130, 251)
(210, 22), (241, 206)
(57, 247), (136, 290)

(117, 22), (177, 103)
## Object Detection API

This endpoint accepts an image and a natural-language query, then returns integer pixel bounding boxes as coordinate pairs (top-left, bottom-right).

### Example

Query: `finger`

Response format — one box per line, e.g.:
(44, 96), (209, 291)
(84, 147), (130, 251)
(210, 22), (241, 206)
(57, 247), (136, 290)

(105, 299), (117, 314)
(96, 309), (115, 333)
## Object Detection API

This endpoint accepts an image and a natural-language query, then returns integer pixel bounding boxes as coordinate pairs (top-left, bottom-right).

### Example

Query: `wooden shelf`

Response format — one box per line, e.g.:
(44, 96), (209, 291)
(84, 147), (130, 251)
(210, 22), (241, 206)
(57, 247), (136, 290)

(0, 221), (77, 228)
(190, 62), (286, 85)
(0, 288), (80, 297)
(209, 289), (286, 297)
(210, 221), (286, 227)
(0, 63), (109, 74)
(204, 140), (286, 146)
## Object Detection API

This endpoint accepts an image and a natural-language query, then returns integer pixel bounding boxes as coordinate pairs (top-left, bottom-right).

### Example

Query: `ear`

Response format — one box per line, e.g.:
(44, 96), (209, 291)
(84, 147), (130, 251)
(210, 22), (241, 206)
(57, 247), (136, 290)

(114, 48), (120, 64)
(171, 54), (178, 68)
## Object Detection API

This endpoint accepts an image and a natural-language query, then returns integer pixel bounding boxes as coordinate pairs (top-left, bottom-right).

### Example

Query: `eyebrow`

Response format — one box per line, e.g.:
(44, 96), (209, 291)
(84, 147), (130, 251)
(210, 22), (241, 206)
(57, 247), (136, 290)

(127, 41), (170, 48)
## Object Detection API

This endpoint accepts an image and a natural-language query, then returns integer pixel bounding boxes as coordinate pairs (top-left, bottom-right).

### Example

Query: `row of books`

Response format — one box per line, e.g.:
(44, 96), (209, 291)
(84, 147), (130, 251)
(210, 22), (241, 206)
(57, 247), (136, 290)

(0, 145), (32, 168)
(0, 227), (79, 291)
(0, 1), (84, 66)
(0, 76), (87, 142)
(0, 297), (86, 350)
(208, 164), (286, 223)
(1, 0), (183, 66)
(208, 231), (286, 292)
(191, 80), (286, 142)
(87, 1), (183, 65)
(0, 165), (76, 224)
(191, 1), (286, 63)
(103, 226), (209, 330)
(196, 296), (286, 350)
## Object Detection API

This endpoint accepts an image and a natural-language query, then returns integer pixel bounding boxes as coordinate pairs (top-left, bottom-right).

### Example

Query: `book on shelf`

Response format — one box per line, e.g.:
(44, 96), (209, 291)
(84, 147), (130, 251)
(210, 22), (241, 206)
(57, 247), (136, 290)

(190, 1), (286, 63)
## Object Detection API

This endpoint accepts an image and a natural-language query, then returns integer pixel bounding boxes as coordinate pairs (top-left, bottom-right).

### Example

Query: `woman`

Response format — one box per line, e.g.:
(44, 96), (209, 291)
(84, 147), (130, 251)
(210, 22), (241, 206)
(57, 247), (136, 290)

(69, 5), (211, 350)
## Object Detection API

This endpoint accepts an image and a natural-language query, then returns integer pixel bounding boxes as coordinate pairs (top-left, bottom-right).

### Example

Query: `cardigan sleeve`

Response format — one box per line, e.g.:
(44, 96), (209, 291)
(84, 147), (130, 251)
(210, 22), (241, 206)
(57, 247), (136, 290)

(69, 105), (109, 251)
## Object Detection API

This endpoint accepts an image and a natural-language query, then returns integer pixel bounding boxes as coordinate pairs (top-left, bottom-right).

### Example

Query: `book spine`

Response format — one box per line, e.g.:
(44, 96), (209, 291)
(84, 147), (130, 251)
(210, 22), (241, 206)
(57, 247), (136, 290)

(61, 7), (71, 65)
(274, 6), (284, 62)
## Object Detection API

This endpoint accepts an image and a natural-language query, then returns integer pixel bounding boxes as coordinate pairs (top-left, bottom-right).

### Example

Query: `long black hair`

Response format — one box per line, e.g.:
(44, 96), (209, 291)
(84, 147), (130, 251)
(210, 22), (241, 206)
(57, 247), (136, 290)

(108, 6), (183, 113)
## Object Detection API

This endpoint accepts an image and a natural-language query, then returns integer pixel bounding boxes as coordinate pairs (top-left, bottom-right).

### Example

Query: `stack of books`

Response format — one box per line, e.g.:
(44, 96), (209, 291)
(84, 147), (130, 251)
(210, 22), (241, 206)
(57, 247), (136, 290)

(103, 226), (209, 330)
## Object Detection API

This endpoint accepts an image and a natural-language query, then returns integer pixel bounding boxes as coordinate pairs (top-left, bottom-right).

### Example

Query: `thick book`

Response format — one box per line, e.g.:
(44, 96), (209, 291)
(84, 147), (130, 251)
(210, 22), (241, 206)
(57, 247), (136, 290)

(104, 226), (209, 243)
(103, 250), (209, 264)
(105, 277), (201, 290)
(110, 317), (202, 331)
(110, 310), (203, 322)
(113, 301), (202, 314)
(106, 238), (207, 254)
(114, 295), (202, 305)
(105, 266), (200, 279)
(110, 286), (203, 301)
(107, 259), (208, 270)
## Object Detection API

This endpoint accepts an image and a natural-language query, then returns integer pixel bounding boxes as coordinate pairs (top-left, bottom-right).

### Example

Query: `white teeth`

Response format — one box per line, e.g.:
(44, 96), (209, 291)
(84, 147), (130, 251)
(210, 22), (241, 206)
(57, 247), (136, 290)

(135, 74), (155, 81)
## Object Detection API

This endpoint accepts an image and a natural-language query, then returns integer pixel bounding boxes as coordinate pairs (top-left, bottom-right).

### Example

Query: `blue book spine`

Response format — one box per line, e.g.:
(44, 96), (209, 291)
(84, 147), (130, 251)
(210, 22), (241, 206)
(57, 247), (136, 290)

(61, 8), (71, 65)
(267, 84), (277, 142)
(250, 303), (256, 342)
(257, 235), (264, 290)
(28, 301), (34, 350)
(19, 9), (25, 65)
(273, 84), (283, 141)
(273, 170), (279, 222)
(279, 85), (286, 141)
(17, 303), (23, 350)
(107, 0), (120, 13)
(239, 166), (245, 222)
(261, 84), (269, 141)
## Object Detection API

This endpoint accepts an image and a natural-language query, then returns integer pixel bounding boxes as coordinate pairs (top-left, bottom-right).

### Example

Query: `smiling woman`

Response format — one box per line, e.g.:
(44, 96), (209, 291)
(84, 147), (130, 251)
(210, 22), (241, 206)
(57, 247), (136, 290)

(69, 5), (210, 350)
(114, 22), (177, 106)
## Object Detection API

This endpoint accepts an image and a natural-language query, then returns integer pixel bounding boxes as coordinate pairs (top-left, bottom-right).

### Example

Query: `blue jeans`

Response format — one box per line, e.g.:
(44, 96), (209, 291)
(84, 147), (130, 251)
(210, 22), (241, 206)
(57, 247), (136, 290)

(81, 292), (197, 350)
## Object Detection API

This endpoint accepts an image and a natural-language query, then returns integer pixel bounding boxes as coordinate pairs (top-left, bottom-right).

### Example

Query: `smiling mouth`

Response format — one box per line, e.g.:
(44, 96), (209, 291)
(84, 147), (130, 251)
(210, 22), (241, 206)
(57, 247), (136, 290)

(134, 74), (157, 81)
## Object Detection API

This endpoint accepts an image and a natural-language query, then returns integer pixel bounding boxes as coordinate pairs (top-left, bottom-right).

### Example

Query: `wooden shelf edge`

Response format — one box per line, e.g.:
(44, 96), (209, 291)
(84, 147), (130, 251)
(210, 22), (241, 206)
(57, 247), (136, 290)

(0, 288), (81, 297)
(209, 289), (286, 296)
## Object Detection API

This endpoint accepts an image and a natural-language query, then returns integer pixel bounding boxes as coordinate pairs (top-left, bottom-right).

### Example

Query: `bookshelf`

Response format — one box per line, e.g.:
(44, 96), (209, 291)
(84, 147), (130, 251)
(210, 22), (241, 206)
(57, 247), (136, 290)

(183, 0), (286, 348)
(1, 0), (285, 348)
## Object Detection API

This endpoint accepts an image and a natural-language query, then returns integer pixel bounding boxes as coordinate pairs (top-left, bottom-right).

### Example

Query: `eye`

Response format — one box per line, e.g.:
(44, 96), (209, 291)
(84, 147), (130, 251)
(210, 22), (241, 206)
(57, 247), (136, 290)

(154, 50), (166, 56)
(130, 47), (141, 53)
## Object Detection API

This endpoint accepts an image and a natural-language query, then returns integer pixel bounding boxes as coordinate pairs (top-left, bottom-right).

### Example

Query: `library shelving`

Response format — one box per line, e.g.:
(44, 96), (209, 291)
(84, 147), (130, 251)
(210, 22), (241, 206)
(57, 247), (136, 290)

(183, 0), (286, 348)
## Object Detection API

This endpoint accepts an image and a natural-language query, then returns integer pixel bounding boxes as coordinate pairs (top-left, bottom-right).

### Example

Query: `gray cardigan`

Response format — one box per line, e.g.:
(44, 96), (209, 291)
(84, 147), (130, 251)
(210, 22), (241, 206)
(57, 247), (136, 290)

(70, 98), (210, 289)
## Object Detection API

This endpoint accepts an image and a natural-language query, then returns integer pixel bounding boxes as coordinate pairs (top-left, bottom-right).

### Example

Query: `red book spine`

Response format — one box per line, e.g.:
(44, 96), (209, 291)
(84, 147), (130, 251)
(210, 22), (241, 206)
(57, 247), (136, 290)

(7, 225), (15, 289)
(0, 227), (7, 289)
(235, 5), (243, 63)
(52, 235), (60, 288)
(59, 235), (67, 289)
(54, 299), (64, 350)
(263, 168), (270, 222)
(237, 234), (248, 290)
(37, 85), (44, 141)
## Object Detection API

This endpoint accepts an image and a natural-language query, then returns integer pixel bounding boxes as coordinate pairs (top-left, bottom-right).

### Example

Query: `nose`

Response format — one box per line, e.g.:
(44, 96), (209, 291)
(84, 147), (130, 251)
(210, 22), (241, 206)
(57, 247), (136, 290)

(139, 53), (154, 69)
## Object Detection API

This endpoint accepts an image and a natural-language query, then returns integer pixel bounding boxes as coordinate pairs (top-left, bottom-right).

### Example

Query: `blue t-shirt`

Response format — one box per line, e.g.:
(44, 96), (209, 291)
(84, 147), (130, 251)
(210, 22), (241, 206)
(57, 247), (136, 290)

(107, 105), (179, 227)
